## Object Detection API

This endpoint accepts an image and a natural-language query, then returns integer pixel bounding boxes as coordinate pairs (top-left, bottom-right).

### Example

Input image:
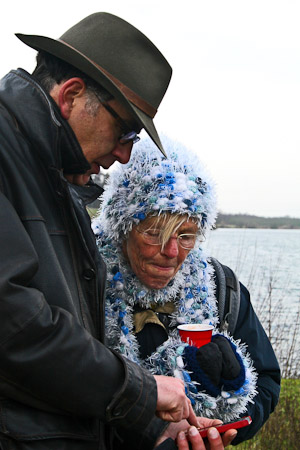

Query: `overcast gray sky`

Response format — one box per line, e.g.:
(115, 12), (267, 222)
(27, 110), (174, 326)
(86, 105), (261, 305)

(2, 0), (300, 218)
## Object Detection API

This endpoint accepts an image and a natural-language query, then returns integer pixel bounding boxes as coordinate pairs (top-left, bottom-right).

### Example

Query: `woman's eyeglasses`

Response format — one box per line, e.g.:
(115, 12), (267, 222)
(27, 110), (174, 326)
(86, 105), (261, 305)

(136, 228), (198, 250)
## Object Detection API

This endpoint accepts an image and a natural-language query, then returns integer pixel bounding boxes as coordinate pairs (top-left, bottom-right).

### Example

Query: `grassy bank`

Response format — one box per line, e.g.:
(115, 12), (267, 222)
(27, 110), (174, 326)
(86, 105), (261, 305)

(230, 379), (300, 449)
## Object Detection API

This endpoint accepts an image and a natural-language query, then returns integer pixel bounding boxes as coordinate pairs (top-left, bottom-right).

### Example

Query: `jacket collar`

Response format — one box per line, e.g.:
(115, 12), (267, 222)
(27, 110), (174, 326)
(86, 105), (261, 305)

(69, 181), (103, 205)
(0, 69), (90, 174)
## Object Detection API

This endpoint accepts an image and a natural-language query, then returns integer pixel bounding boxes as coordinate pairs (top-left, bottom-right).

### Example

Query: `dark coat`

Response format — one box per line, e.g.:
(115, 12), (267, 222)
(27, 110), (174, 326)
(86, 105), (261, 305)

(0, 69), (164, 450)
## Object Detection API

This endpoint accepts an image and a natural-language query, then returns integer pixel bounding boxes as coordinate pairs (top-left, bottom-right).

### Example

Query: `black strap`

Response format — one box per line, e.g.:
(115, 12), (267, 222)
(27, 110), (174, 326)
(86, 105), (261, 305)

(210, 257), (240, 334)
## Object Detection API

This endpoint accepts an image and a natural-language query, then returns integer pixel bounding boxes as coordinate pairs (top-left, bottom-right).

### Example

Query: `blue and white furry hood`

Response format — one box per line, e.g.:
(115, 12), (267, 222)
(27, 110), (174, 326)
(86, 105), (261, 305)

(94, 136), (218, 240)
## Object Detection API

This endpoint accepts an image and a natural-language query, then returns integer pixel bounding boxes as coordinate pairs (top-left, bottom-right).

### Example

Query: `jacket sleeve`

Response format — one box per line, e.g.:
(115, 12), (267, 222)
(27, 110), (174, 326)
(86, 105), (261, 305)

(230, 283), (281, 445)
(116, 416), (170, 450)
(0, 190), (157, 432)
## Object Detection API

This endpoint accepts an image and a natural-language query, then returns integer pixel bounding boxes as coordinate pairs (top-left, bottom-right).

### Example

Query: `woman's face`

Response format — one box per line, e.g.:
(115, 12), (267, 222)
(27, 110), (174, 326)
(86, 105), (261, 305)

(122, 217), (198, 289)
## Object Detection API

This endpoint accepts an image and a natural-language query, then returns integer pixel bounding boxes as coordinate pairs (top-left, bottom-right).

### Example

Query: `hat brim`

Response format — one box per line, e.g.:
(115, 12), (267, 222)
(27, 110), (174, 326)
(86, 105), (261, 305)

(16, 33), (166, 157)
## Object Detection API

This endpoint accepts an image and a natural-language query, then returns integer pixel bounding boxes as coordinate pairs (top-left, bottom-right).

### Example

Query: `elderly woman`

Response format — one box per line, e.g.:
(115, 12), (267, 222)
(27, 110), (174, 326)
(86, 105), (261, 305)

(93, 137), (280, 446)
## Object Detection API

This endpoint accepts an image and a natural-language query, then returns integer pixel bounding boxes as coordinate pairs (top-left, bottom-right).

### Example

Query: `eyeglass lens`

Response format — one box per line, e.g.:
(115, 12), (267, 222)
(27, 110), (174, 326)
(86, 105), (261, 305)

(138, 229), (197, 249)
(101, 102), (140, 144)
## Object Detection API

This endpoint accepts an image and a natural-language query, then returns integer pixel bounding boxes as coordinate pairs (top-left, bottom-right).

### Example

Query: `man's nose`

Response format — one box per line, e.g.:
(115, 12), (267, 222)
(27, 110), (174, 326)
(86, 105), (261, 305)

(113, 141), (133, 164)
(161, 237), (179, 258)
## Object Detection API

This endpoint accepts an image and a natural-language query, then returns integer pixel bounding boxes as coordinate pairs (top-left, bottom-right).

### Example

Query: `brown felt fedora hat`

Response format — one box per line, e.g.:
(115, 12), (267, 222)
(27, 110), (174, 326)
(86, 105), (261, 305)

(16, 12), (172, 156)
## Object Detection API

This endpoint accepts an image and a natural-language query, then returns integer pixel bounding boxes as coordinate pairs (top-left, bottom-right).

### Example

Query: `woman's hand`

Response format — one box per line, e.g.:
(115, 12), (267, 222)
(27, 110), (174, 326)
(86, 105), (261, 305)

(177, 423), (237, 449)
(155, 417), (237, 449)
(183, 335), (246, 398)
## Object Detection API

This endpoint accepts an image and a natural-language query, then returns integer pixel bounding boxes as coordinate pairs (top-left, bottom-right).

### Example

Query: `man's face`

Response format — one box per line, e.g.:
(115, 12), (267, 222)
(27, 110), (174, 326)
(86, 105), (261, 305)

(122, 217), (198, 289)
(59, 86), (138, 185)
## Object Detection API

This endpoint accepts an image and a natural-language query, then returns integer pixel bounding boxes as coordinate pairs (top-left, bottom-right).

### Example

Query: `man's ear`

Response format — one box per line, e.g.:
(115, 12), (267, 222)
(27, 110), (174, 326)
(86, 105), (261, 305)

(56, 78), (86, 120)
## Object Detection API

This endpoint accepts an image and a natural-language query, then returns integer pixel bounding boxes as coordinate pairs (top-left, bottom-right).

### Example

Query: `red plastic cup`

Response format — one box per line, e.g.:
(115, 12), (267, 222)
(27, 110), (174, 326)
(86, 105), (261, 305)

(177, 324), (214, 348)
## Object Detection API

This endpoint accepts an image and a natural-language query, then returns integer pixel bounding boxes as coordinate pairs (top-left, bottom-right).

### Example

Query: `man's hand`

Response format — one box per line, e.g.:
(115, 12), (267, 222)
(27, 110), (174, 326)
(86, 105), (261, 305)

(154, 375), (198, 426)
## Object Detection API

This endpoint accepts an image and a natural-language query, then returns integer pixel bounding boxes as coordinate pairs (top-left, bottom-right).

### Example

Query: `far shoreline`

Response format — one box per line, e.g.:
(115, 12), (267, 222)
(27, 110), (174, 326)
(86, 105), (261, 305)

(216, 213), (300, 229)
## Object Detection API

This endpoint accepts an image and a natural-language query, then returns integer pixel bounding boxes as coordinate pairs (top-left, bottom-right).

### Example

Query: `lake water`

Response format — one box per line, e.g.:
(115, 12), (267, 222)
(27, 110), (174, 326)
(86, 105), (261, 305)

(203, 228), (300, 375)
(204, 228), (300, 311)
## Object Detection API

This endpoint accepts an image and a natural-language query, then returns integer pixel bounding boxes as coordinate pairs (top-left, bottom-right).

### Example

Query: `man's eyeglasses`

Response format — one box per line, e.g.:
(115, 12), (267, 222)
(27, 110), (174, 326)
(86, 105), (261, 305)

(136, 228), (198, 250)
(94, 92), (140, 145)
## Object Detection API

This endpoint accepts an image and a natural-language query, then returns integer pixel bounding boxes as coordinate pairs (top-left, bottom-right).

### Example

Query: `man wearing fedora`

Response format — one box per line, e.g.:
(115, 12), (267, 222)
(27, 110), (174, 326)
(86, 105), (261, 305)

(0, 12), (233, 450)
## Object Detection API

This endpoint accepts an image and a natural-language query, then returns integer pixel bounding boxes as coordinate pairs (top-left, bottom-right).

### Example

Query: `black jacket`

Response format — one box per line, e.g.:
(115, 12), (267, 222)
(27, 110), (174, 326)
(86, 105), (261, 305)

(0, 69), (164, 449)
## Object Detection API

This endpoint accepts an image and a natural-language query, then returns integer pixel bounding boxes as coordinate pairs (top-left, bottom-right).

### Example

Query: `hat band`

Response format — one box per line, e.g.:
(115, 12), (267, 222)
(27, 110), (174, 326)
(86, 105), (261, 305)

(59, 39), (157, 118)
